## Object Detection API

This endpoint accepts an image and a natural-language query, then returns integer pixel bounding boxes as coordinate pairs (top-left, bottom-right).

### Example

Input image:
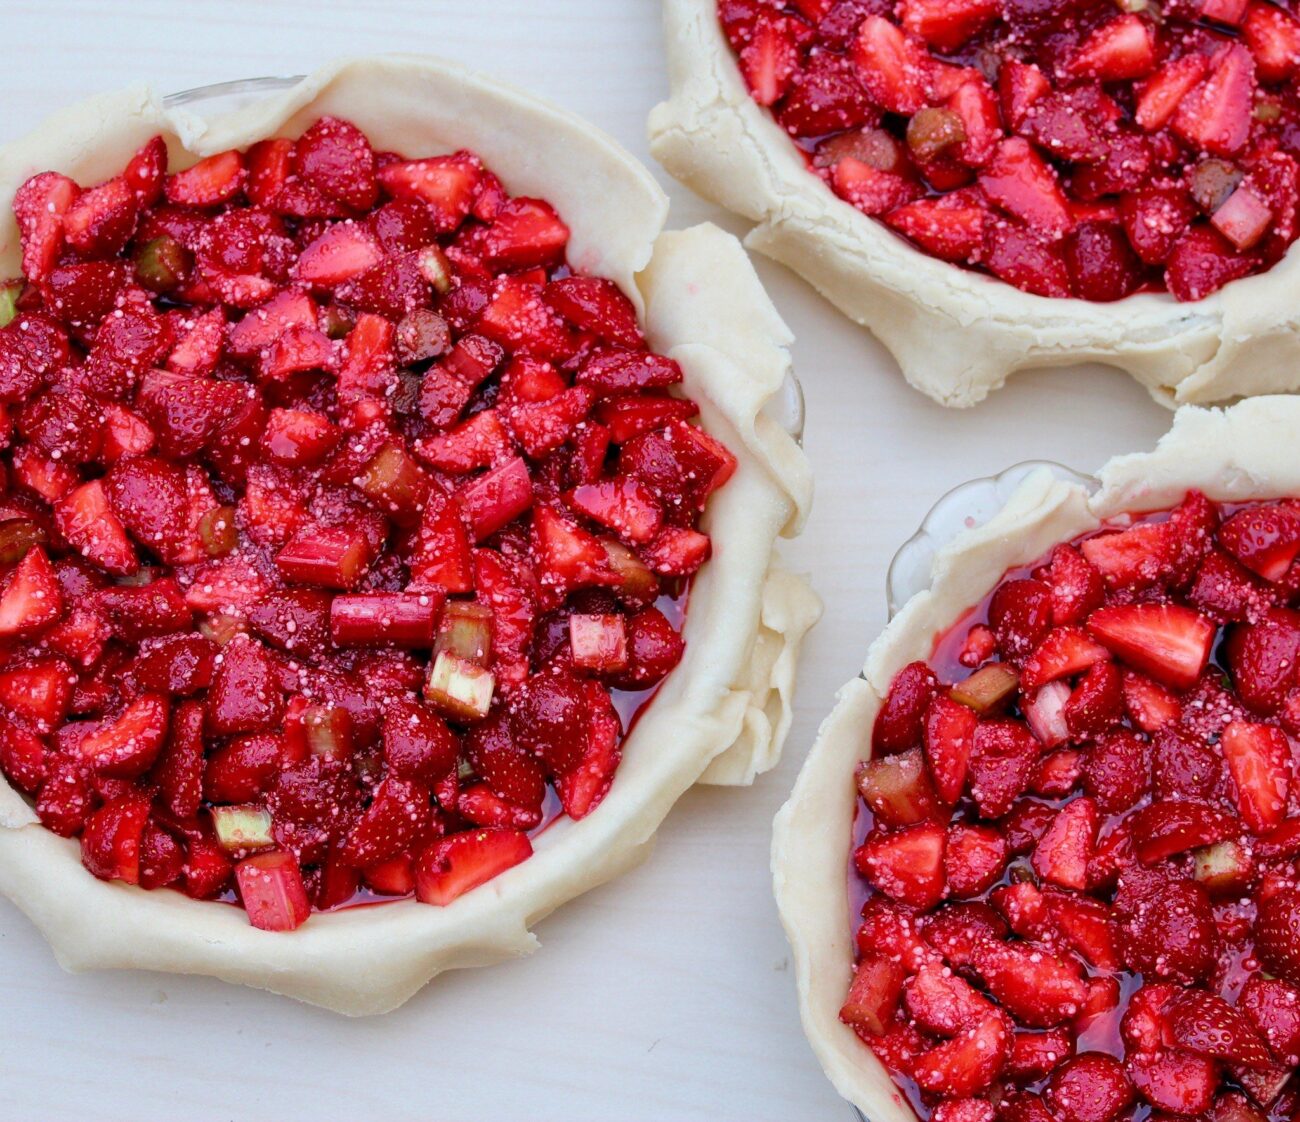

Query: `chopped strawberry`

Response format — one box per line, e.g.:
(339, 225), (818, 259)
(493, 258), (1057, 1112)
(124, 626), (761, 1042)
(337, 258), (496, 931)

(1069, 16), (1157, 81)
(852, 17), (929, 115)
(164, 150), (245, 207)
(414, 827), (532, 906)
(1173, 45), (1257, 158)
(854, 820), (946, 908)
(1129, 801), (1239, 864)
(1045, 1054), (1134, 1122)
(840, 954), (906, 1037)
(1243, 2), (1300, 82)
(979, 138), (1074, 239)
(886, 193), (989, 262)
(897, 0), (998, 51)
(1086, 603), (1214, 690)
(1219, 504), (1300, 581)
(1165, 990), (1273, 1070)
(1021, 627), (1110, 693)
(912, 1015), (1010, 1099)
(1033, 798), (1098, 891)
(874, 661), (940, 755)
(13, 172), (79, 282)
(294, 116), (377, 211)
(1221, 720), (1293, 834)
(968, 719), (1041, 818)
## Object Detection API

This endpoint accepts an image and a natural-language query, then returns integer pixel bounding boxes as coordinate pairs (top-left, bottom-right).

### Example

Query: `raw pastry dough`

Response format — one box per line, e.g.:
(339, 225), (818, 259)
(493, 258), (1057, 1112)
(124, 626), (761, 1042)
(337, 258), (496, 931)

(771, 396), (1300, 1119)
(0, 55), (820, 1015)
(649, 0), (1300, 410)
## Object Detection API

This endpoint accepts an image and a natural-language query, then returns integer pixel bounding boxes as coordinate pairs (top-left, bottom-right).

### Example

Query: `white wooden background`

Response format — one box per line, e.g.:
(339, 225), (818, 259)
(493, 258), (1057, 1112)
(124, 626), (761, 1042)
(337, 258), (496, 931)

(0, 3), (1175, 1119)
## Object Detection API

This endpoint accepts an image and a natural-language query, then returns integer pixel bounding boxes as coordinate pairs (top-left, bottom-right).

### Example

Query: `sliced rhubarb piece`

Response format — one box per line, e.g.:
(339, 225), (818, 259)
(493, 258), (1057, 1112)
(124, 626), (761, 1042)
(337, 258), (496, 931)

(858, 747), (941, 827)
(329, 591), (445, 648)
(275, 524), (378, 590)
(425, 650), (495, 723)
(235, 851), (310, 932)
(459, 456), (534, 542)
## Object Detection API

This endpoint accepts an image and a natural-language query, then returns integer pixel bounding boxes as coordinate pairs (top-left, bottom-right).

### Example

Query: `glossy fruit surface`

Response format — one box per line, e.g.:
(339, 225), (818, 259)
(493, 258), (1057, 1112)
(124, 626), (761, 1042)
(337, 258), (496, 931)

(721, 1), (1300, 301)
(0, 116), (730, 929)
(846, 492), (1300, 1121)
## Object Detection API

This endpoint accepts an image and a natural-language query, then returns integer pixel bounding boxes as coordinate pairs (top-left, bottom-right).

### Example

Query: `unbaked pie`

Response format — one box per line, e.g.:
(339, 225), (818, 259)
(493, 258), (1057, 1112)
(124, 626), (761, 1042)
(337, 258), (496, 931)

(651, 1), (1300, 407)
(0, 55), (819, 1013)
(775, 397), (1300, 1122)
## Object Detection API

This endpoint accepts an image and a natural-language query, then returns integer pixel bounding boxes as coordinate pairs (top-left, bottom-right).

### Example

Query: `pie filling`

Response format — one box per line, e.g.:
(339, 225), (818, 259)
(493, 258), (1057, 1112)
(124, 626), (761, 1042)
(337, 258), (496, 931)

(846, 492), (1300, 1122)
(0, 115), (735, 931)
(720, 1), (1300, 302)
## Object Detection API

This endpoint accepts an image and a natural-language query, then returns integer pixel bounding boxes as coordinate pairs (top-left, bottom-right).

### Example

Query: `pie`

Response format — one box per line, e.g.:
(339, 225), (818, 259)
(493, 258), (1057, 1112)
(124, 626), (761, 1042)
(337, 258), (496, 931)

(650, 1), (1300, 407)
(0, 55), (819, 1014)
(774, 397), (1300, 1122)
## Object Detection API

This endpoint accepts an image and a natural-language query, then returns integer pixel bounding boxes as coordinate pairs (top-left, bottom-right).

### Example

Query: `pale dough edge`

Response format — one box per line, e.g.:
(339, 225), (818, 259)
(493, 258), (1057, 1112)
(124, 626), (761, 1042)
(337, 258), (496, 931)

(0, 55), (819, 1015)
(771, 396), (1300, 1116)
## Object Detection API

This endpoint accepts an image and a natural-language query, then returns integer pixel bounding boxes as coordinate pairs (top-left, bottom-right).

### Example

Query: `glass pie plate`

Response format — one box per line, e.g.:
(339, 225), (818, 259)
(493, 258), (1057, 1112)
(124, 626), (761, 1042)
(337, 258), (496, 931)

(164, 76), (807, 446)
(846, 460), (1099, 1122)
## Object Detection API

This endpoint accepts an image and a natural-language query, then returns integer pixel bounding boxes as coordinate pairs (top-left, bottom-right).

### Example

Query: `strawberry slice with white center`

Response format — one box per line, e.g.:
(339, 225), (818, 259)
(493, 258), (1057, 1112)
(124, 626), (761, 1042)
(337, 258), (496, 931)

(1085, 603), (1214, 690)
(1221, 720), (1293, 835)
(1172, 44), (1257, 158)
(852, 17), (930, 116)
(0, 545), (63, 637)
(1067, 15), (1157, 82)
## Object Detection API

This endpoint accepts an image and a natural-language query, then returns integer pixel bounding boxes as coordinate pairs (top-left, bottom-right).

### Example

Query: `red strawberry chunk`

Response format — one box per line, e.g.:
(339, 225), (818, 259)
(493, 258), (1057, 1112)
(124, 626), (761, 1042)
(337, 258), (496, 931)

(1129, 802), (1239, 864)
(840, 954), (906, 1036)
(294, 222), (384, 288)
(1221, 720), (1292, 834)
(378, 153), (481, 232)
(1045, 1054), (1134, 1122)
(1219, 504), (1300, 581)
(1021, 627), (1110, 693)
(1173, 45), (1257, 158)
(1086, 603), (1214, 690)
(294, 116), (377, 212)
(1244, 2), (1300, 82)
(1068, 16), (1157, 82)
(165, 150), (245, 207)
(855, 820), (946, 908)
(1032, 798), (1098, 891)
(852, 17), (930, 115)
(1165, 989), (1273, 1070)
(81, 791), (152, 884)
(79, 693), (169, 778)
(13, 172), (79, 283)
(912, 1015), (1010, 1098)
(414, 827), (532, 906)
(898, 0), (998, 51)
(740, 15), (801, 105)
(979, 139), (1074, 239)
(924, 695), (977, 805)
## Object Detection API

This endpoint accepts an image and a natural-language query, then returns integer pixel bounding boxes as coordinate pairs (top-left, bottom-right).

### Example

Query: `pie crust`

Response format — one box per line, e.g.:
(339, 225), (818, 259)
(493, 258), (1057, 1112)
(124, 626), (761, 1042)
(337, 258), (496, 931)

(770, 395), (1300, 1119)
(649, 0), (1300, 410)
(0, 55), (821, 1015)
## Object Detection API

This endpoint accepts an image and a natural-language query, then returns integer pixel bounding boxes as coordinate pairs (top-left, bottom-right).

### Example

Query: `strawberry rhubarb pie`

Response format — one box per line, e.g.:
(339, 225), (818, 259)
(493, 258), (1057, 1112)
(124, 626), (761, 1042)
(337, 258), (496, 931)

(651, 0), (1300, 406)
(775, 398), (1300, 1122)
(0, 57), (816, 1013)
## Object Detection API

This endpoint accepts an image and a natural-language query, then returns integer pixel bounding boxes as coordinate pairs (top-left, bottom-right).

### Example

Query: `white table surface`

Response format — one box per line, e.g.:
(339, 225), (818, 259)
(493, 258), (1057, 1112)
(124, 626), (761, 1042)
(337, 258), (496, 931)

(0, 3), (1177, 1119)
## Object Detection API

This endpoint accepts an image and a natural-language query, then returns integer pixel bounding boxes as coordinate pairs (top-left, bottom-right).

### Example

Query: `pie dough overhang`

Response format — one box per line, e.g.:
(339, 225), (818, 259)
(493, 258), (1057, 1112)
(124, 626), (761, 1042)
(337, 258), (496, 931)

(649, 0), (1300, 410)
(0, 55), (821, 1016)
(771, 395), (1300, 1121)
